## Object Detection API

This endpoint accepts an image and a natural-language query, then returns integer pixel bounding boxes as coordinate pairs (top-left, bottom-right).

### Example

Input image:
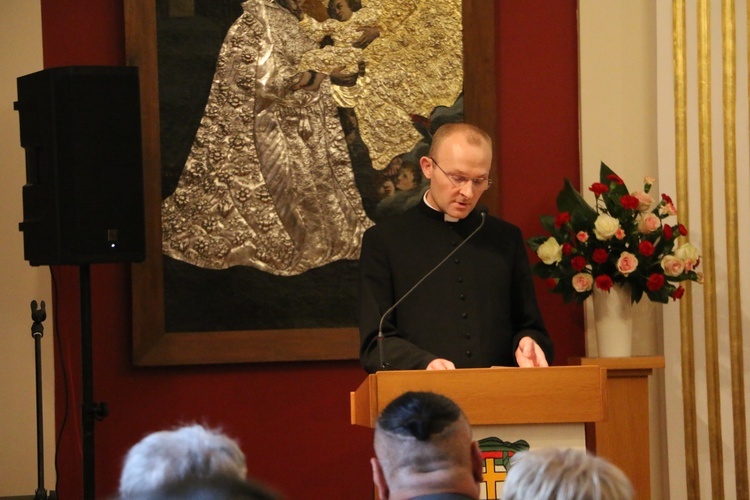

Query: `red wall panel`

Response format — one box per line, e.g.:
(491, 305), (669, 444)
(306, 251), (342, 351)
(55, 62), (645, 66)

(497, 1), (585, 365)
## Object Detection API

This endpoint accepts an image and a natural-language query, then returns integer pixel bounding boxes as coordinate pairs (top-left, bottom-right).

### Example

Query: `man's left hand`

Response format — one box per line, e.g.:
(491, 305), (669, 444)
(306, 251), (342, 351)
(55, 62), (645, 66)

(515, 337), (549, 367)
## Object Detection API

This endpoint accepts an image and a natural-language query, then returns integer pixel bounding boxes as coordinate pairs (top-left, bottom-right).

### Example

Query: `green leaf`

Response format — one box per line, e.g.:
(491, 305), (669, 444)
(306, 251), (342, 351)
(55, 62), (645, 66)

(527, 236), (548, 252)
(557, 179), (597, 218)
(540, 215), (557, 234)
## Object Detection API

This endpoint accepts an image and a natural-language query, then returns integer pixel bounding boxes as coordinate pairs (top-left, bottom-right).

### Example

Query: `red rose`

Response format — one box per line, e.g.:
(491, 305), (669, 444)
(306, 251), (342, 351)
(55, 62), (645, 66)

(672, 286), (685, 300)
(678, 224), (687, 236)
(589, 182), (609, 197)
(638, 241), (655, 257)
(554, 212), (571, 228)
(592, 248), (608, 264)
(562, 243), (573, 256)
(663, 225), (673, 240)
(571, 256), (587, 271)
(661, 193), (674, 204)
(606, 174), (624, 185)
(620, 195), (640, 210)
(545, 278), (558, 289)
(646, 273), (665, 291)
(595, 275), (614, 291)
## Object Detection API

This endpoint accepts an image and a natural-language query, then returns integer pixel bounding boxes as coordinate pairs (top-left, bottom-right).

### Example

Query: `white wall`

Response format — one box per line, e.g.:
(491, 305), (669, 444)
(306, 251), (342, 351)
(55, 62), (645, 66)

(578, 1), (668, 498)
(582, 1), (750, 498)
(0, 0), (56, 495)
(656, 1), (750, 499)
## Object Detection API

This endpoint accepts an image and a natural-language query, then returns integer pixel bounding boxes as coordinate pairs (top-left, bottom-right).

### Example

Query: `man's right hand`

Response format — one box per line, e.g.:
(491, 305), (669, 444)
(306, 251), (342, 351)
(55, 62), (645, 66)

(426, 358), (456, 370)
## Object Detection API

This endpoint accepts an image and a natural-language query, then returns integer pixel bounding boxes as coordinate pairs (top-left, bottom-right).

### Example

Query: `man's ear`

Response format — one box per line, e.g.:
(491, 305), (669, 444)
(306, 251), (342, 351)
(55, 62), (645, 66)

(419, 156), (434, 179)
(371, 457), (390, 499)
(471, 441), (484, 483)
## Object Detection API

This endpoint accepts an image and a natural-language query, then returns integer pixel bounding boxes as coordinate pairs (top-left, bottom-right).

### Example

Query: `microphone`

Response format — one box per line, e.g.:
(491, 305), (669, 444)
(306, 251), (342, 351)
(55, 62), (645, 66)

(377, 207), (488, 370)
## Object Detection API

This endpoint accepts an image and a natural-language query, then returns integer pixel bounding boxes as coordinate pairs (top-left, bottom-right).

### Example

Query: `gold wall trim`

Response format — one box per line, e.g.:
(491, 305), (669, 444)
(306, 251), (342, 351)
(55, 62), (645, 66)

(673, 2), (701, 497)
(722, 0), (749, 497)
(697, 1), (725, 497)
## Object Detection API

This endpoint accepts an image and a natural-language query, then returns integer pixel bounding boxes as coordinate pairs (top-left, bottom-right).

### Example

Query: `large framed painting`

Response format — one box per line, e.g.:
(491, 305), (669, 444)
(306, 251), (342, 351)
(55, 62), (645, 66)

(124, 0), (496, 366)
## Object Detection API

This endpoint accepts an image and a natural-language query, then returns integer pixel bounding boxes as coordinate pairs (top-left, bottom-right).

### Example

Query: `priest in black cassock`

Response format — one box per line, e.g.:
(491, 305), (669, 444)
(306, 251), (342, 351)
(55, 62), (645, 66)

(358, 123), (553, 373)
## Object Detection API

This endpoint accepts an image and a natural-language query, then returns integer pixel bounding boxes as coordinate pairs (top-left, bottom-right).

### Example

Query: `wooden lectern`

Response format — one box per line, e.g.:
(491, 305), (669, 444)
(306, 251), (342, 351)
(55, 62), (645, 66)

(570, 356), (665, 500)
(351, 366), (606, 427)
(351, 366), (607, 499)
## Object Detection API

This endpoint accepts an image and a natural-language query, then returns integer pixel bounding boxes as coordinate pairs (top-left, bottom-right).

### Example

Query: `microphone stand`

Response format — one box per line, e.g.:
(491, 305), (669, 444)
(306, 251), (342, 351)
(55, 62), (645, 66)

(376, 211), (487, 370)
(30, 300), (56, 499)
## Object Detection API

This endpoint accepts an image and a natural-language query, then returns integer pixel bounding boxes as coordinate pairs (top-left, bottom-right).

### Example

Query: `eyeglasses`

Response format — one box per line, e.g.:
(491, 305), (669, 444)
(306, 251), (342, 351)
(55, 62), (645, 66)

(429, 157), (492, 191)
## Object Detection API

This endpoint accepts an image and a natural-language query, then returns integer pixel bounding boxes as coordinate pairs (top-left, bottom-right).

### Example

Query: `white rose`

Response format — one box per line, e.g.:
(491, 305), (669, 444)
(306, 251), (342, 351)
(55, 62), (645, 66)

(594, 214), (620, 241)
(674, 242), (700, 265)
(537, 237), (563, 265)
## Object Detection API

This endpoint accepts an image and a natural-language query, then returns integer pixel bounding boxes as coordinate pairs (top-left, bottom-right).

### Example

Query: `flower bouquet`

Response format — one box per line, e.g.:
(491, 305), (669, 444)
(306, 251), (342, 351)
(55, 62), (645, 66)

(527, 162), (702, 304)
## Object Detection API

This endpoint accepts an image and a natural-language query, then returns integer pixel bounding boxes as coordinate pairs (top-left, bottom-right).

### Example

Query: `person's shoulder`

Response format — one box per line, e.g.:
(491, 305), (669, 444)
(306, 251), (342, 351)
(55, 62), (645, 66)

(484, 214), (522, 235)
(367, 204), (424, 232)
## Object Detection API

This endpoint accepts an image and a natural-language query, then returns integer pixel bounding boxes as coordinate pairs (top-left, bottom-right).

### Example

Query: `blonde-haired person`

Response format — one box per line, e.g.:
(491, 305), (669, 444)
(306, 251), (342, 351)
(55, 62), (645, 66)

(502, 447), (634, 500)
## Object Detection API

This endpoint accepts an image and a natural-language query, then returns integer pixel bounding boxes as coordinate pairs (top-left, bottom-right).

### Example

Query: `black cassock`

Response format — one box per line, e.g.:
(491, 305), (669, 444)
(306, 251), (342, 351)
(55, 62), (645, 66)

(358, 200), (554, 373)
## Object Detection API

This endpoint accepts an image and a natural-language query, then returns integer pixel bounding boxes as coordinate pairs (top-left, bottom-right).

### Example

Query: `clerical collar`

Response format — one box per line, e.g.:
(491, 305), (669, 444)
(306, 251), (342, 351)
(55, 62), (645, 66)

(423, 191), (459, 222)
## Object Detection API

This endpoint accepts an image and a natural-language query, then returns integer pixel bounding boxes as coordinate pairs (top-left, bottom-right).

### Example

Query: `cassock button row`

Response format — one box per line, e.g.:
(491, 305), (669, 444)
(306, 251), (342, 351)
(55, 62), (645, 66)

(453, 257), (460, 264)
(457, 276), (463, 283)
(465, 350), (472, 357)
(459, 293), (466, 300)
(464, 332), (471, 339)
(452, 240), (458, 247)
(461, 312), (468, 319)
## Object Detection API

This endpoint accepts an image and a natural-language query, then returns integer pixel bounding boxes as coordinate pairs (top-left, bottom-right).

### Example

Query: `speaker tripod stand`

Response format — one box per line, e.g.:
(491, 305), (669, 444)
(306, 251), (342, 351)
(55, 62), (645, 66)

(79, 264), (108, 500)
(28, 299), (56, 500)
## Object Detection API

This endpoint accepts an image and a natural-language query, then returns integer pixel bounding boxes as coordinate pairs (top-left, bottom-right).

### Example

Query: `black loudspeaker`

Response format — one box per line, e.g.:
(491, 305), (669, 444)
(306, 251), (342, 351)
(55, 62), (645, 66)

(15, 66), (145, 266)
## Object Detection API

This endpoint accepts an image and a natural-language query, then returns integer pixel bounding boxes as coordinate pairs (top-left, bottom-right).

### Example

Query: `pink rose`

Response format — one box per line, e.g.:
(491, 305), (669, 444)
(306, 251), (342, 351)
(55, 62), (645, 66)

(572, 273), (594, 292)
(576, 231), (589, 243)
(661, 255), (686, 277)
(639, 213), (661, 234)
(615, 228), (626, 240)
(617, 252), (639, 276)
(632, 191), (655, 212)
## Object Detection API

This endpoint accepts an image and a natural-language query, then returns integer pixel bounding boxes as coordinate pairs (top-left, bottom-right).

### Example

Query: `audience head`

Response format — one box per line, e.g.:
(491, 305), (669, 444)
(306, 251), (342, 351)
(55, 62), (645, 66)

(127, 474), (281, 500)
(118, 424), (247, 498)
(371, 391), (483, 500)
(502, 447), (634, 500)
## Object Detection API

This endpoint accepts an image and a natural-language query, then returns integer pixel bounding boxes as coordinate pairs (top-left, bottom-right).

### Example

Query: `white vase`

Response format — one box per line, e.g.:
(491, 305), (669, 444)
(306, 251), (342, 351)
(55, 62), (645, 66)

(592, 283), (633, 357)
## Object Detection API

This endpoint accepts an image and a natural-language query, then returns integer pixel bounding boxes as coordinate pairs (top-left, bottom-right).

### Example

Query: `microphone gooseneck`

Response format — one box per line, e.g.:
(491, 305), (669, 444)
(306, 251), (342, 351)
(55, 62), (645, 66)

(376, 210), (487, 370)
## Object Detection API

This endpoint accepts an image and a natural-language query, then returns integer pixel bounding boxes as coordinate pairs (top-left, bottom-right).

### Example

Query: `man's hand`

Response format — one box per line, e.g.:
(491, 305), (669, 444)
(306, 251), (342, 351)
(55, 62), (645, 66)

(426, 358), (456, 370)
(515, 337), (549, 367)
